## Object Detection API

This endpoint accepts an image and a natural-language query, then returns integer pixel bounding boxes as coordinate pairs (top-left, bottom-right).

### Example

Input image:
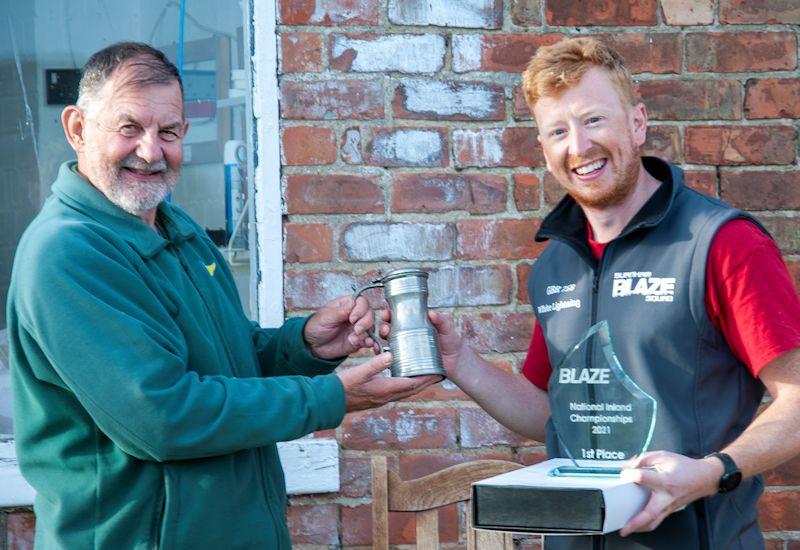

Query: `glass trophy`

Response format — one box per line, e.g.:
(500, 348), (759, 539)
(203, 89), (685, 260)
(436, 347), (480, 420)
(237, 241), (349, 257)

(548, 320), (657, 478)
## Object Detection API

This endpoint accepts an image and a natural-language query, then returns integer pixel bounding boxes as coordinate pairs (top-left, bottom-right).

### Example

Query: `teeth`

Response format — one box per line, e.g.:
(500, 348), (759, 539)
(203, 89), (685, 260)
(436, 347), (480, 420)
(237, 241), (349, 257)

(575, 159), (605, 175)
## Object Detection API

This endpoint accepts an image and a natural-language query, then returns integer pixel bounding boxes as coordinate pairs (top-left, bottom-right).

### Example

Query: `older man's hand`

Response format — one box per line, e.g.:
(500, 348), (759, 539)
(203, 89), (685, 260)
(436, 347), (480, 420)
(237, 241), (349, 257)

(336, 352), (440, 412)
(304, 295), (375, 360)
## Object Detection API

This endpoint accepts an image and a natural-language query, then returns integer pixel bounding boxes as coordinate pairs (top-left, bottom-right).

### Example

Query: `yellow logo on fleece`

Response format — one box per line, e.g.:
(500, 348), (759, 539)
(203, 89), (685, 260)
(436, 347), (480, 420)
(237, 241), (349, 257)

(204, 262), (217, 277)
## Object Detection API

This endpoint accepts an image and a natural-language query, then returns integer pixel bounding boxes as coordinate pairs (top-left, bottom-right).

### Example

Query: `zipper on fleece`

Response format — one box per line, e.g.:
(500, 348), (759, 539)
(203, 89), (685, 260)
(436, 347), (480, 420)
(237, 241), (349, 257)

(169, 242), (286, 547)
(151, 475), (166, 550)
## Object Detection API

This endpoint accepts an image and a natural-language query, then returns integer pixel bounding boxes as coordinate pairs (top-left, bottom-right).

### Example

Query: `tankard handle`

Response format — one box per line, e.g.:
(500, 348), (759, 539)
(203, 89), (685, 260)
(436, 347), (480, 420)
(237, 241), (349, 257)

(352, 280), (390, 354)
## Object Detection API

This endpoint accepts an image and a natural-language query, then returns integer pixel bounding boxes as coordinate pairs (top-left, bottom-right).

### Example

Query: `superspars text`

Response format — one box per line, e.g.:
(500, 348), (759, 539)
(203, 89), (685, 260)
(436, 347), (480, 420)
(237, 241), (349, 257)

(612, 271), (676, 303)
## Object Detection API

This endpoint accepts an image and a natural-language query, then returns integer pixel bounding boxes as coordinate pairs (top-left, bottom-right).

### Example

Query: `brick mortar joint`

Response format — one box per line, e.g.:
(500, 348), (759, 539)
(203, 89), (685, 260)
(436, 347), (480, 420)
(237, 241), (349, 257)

(283, 253), (536, 263)
(289, 495), (370, 507)
(276, 72), (800, 86)
(762, 531), (800, 539)
(276, 22), (800, 33)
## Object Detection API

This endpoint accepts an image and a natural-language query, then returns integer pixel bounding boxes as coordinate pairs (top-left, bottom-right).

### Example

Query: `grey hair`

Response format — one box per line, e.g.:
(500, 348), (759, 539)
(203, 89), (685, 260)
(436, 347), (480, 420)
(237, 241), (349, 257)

(77, 42), (183, 114)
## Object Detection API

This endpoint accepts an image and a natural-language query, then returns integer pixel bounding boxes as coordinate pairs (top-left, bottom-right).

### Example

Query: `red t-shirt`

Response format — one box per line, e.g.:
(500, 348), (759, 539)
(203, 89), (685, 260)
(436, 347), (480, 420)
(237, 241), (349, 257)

(522, 219), (800, 390)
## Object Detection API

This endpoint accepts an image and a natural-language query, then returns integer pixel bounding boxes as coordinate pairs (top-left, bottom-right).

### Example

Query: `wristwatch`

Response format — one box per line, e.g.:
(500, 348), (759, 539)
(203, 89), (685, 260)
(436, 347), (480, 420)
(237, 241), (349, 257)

(706, 452), (742, 493)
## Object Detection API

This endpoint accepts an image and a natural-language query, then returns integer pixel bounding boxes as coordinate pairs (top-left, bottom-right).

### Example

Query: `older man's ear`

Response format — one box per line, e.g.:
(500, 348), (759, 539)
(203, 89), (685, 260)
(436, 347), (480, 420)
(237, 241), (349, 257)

(61, 105), (85, 152)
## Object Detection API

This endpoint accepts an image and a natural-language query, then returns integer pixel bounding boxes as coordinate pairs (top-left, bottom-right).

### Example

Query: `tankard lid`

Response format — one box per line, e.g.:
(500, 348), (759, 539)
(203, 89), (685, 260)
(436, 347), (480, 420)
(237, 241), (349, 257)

(382, 268), (429, 282)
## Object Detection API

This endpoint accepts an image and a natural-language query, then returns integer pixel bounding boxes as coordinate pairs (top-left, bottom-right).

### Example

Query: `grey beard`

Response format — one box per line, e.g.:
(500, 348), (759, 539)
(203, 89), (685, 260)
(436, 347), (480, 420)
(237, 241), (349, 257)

(105, 177), (174, 216)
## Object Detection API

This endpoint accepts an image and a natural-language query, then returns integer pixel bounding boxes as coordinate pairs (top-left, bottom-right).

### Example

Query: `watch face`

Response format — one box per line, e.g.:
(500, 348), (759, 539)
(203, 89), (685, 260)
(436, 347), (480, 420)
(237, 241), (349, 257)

(720, 470), (742, 493)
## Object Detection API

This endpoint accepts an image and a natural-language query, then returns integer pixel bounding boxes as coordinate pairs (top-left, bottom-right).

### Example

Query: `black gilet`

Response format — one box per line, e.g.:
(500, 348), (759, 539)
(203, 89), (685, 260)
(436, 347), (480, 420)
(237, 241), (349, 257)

(528, 158), (767, 550)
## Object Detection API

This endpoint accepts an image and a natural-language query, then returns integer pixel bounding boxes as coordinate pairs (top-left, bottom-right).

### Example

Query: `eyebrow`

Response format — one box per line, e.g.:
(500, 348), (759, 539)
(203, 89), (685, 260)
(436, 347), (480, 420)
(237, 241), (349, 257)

(115, 114), (184, 131)
(160, 122), (184, 132)
(540, 105), (612, 126)
(578, 106), (612, 117)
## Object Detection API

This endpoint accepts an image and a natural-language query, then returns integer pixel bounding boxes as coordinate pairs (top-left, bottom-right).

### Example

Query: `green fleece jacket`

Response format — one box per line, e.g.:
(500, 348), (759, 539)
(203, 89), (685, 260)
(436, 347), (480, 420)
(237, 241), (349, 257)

(7, 161), (347, 549)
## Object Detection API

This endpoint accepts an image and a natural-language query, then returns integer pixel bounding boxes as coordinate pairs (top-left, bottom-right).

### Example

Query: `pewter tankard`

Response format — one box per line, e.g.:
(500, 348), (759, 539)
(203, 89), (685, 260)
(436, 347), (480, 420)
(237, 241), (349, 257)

(353, 268), (445, 378)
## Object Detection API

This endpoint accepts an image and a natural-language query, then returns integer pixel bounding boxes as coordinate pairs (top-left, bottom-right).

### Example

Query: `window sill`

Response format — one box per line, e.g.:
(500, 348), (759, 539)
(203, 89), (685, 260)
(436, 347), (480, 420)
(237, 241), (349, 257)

(0, 440), (34, 507)
(0, 437), (338, 508)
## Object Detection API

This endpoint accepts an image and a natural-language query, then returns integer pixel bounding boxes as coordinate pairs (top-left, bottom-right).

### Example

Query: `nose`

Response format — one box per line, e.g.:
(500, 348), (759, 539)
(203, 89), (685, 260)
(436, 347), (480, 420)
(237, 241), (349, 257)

(567, 126), (592, 157)
(136, 130), (165, 164)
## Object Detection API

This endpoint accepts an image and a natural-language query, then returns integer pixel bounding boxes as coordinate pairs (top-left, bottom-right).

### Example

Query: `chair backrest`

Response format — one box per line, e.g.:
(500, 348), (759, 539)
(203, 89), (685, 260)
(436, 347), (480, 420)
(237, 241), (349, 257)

(371, 456), (524, 550)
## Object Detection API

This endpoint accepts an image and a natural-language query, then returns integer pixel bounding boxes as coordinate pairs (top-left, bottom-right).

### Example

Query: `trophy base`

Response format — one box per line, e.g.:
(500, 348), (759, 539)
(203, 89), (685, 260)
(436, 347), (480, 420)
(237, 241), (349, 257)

(471, 458), (649, 535)
(549, 465), (622, 477)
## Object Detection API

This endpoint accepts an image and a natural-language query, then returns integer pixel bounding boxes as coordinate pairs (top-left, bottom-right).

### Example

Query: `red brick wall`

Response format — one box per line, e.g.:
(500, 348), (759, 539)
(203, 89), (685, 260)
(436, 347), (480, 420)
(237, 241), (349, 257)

(4, 1), (798, 548)
(278, 0), (800, 547)
(1, 509), (35, 550)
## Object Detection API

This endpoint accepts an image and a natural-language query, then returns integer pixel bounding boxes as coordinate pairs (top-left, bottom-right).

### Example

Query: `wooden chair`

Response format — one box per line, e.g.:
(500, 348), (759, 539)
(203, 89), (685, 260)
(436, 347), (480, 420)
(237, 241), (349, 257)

(370, 456), (524, 549)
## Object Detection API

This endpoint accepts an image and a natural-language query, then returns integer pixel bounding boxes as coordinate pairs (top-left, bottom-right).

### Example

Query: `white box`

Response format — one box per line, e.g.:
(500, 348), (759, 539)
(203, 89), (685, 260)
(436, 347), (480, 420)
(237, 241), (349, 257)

(471, 458), (649, 535)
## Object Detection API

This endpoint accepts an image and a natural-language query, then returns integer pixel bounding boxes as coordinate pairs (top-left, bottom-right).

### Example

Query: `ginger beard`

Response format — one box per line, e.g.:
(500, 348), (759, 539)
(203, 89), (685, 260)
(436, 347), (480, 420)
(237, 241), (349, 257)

(562, 139), (641, 210)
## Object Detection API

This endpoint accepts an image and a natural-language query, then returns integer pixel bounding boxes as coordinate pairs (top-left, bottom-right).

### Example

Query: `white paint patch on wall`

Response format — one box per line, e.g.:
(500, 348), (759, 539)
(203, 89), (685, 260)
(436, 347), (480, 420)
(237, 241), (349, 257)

(286, 271), (358, 309)
(281, 80), (383, 120)
(310, 0), (372, 24)
(343, 223), (453, 261)
(428, 267), (459, 307)
(372, 129), (443, 165)
(460, 410), (517, 448)
(341, 128), (363, 164)
(332, 34), (445, 73)
(480, 220), (496, 254)
(452, 34), (484, 72)
(278, 438), (339, 495)
(401, 79), (499, 118)
(428, 266), (507, 307)
(396, 410), (439, 443)
(440, 183), (461, 204)
(388, 0), (499, 29)
(454, 128), (504, 166)
(362, 415), (393, 446)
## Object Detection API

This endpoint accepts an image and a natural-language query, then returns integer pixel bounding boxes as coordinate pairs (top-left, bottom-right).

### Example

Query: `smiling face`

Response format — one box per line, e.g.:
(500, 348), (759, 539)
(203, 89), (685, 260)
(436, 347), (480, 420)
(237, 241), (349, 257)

(67, 62), (188, 219)
(533, 66), (648, 210)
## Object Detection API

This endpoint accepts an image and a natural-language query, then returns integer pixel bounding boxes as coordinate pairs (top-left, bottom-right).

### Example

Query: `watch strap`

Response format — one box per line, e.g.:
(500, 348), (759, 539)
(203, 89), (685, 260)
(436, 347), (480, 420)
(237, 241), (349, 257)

(706, 451), (742, 493)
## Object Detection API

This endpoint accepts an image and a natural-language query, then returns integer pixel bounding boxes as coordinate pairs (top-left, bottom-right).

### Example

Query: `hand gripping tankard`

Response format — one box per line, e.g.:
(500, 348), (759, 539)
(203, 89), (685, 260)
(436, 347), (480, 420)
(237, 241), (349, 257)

(352, 268), (446, 378)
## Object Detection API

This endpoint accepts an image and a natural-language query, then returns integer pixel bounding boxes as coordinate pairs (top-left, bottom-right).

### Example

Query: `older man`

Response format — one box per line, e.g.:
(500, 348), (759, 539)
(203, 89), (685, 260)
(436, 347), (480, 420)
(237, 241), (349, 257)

(7, 42), (436, 549)
(432, 37), (800, 549)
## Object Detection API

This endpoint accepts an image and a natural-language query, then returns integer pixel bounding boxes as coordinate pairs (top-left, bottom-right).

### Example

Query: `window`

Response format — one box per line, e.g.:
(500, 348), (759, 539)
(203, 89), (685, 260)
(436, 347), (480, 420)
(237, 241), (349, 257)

(1, 0), (337, 500)
(0, 0), (271, 500)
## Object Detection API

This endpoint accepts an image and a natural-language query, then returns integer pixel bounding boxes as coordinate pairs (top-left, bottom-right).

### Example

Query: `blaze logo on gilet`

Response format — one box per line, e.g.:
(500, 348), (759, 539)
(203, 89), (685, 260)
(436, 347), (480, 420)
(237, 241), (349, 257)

(611, 271), (676, 302)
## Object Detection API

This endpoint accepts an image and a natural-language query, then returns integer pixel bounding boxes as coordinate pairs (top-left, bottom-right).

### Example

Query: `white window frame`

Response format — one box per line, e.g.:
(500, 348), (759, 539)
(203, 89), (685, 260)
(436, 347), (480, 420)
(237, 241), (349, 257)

(249, 0), (339, 495)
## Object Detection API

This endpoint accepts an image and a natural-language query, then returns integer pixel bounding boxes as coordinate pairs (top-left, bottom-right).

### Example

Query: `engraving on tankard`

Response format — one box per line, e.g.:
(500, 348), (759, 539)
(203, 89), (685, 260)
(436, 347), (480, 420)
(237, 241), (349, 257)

(352, 268), (446, 378)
